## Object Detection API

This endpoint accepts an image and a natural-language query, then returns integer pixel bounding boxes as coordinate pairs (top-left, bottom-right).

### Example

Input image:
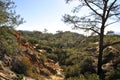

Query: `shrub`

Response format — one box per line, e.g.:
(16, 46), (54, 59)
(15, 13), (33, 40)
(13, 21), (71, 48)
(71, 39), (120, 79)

(16, 74), (24, 79)
(67, 74), (100, 80)
(80, 57), (96, 74)
(47, 53), (58, 62)
(105, 63), (120, 80)
(67, 77), (85, 80)
(12, 57), (32, 76)
(85, 74), (100, 80)
(64, 65), (80, 78)
(41, 54), (47, 62)
(12, 59), (28, 75)
(0, 27), (19, 56)
(27, 38), (38, 44)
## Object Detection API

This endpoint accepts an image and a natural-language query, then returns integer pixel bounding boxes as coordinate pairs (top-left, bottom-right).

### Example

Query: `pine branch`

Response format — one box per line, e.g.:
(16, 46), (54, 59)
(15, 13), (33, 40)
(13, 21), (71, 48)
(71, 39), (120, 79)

(84, 0), (102, 17)
(74, 24), (100, 35)
(103, 41), (120, 49)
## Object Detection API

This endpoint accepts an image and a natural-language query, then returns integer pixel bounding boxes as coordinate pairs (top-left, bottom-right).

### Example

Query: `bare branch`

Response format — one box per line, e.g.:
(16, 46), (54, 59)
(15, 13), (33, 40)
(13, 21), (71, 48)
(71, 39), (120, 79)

(105, 0), (117, 20)
(65, 0), (73, 3)
(89, 27), (100, 35)
(90, 2), (103, 10)
(84, 0), (102, 17)
(103, 41), (120, 49)
(110, 4), (120, 11)
(72, 4), (85, 13)
(114, 12), (120, 16)
(102, 0), (108, 23)
(108, 12), (120, 18)
(106, 20), (120, 27)
(74, 24), (100, 35)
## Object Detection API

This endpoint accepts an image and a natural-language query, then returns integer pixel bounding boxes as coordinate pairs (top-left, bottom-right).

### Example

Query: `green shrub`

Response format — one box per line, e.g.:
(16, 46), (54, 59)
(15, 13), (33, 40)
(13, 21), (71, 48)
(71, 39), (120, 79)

(64, 65), (80, 78)
(80, 57), (95, 74)
(105, 63), (120, 80)
(27, 38), (38, 44)
(85, 74), (100, 80)
(0, 27), (19, 56)
(67, 74), (100, 80)
(41, 54), (47, 62)
(47, 53), (58, 62)
(16, 74), (24, 79)
(12, 59), (29, 75)
(67, 77), (85, 80)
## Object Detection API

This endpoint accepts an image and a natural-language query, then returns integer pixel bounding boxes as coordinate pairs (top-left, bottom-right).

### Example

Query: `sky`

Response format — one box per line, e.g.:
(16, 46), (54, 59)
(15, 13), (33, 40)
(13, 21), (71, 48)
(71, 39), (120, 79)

(15, 0), (81, 33)
(14, 0), (120, 34)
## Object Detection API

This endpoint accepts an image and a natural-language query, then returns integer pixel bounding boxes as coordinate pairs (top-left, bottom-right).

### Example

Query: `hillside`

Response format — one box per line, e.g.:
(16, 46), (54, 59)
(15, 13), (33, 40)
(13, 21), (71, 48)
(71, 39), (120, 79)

(0, 27), (64, 80)
(0, 26), (120, 80)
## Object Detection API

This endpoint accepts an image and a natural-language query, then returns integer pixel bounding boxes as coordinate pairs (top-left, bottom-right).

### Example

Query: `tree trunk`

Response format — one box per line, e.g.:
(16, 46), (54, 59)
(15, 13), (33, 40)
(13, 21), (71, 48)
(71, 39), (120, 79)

(97, 28), (105, 80)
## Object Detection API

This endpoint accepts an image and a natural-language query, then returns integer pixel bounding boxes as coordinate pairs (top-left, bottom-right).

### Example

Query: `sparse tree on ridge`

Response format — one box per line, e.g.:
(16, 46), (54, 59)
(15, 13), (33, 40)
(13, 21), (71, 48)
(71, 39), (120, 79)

(0, 0), (24, 27)
(106, 30), (115, 35)
(63, 0), (120, 79)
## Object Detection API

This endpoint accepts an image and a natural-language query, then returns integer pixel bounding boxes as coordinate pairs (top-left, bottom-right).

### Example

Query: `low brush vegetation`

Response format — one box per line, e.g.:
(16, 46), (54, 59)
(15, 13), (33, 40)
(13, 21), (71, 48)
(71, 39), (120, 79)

(0, 27), (20, 57)
(0, 27), (120, 79)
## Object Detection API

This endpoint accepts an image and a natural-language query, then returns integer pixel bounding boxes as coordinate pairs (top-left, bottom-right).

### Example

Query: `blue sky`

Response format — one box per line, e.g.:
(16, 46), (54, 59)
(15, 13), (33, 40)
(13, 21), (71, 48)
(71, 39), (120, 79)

(15, 0), (120, 34)
(15, 0), (81, 33)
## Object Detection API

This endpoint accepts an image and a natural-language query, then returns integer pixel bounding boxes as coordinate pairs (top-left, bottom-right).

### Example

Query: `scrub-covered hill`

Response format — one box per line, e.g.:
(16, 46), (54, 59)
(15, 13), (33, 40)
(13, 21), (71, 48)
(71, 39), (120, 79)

(0, 26), (120, 80)
(0, 27), (64, 80)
